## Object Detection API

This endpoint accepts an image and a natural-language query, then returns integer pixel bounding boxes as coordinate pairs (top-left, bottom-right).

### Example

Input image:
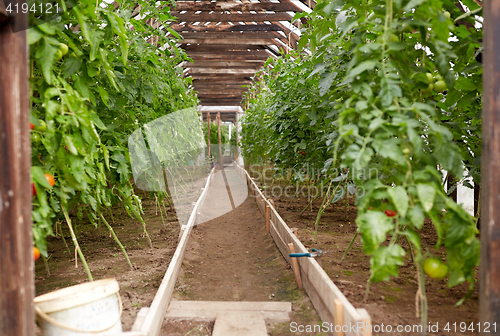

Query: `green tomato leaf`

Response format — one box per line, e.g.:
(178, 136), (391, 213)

(387, 186), (409, 218)
(64, 135), (78, 155)
(63, 57), (82, 78)
(28, 28), (43, 45)
(356, 211), (394, 254)
(370, 244), (405, 283)
(407, 205), (425, 229)
(417, 183), (435, 212)
(32, 166), (52, 189)
(98, 86), (109, 107)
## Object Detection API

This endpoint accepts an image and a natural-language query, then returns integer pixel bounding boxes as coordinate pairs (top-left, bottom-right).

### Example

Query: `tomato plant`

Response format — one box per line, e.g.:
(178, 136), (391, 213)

(241, 0), (482, 329)
(29, 0), (198, 279)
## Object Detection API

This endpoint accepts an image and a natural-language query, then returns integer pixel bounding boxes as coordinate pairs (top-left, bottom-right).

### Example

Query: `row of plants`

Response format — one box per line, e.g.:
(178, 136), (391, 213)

(29, 0), (198, 279)
(240, 0), (482, 330)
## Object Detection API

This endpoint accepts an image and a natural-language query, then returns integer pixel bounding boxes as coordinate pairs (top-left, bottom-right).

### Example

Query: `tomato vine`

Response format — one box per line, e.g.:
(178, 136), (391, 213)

(29, 0), (197, 279)
(241, 0), (482, 329)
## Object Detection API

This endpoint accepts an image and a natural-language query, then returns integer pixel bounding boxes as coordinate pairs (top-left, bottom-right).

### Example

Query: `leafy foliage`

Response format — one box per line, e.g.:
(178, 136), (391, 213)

(29, 0), (197, 257)
(241, 0), (482, 326)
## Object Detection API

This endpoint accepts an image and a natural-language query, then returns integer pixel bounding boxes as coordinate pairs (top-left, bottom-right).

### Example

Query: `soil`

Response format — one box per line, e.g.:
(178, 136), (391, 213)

(254, 174), (479, 336)
(168, 166), (324, 335)
(34, 192), (181, 333)
(35, 164), (478, 336)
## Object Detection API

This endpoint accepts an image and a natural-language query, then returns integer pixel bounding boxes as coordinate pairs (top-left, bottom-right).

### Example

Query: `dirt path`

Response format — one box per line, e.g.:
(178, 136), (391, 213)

(163, 165), (324, 335)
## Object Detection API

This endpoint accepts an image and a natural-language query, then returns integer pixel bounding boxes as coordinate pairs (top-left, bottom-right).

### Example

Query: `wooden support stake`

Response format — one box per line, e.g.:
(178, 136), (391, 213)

(288, 243), (303, 290)
(333, 299), (344, 336)
(357, 308), (372, 336)
(217, 112), (223, 168)
(265, 204), (270, 233)
(481, 0), (500, 330)
(0, 8), (34, 336)
(207, 112), (211, 159)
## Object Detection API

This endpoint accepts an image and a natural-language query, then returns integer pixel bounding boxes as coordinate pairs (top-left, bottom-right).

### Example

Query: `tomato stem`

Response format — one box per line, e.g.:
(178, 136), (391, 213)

(62, 206), (93, 281)
(100, 213), (134, 270)
(340, 230), (358, 264)
(416, 260), (428, 335)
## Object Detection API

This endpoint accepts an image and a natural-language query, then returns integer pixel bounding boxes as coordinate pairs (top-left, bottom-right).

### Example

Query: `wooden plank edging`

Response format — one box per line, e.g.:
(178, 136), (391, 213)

(131, 169), (215, 336)
(236, 163), (371, 336)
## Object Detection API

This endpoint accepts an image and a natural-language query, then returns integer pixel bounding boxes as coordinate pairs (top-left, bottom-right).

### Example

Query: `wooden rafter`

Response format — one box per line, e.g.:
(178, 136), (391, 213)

(181, 38), (279, 45)
(170, 12), (293, 22)
(174, 1), (302, 12)
(187, 68), (258, 75)
(182, 44), (265, 51)
(179, 31), (285, 39)
(185, 61), (265, 68)
(170, 23), (285, 32)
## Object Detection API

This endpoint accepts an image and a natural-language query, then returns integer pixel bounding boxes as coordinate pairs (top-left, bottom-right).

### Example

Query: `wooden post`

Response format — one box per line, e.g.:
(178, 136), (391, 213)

(265, 204), (270, 233)
(217, 112), (235, 209)
(480, 1), (500, 331)
(287, 243), (302, 289)
(357, 308), (372, 336)
(474, 184), (480, 228)
(333, 299), (344, 336)
(217, 111), (223, 169)
(234, 120), (239, 160)
(0, 8), (34, 336)
(207, 112), (211, 159)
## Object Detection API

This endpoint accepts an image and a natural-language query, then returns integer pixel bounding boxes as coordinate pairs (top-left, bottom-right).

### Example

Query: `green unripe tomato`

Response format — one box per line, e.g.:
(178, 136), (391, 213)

(435, 74), (443, 82)
(34, 120), (46, 131)
(55, 49), (63, 61)
(443, 11), (451, 20)
(59, 43), (69, 56)
(426, 73), (434, 84)
(433, 80), (447, 93)
(421, 83), (433, 93)
(402, 148), (411, 155)
(32, 133), (42, 142)
(424, 257), (449, 279)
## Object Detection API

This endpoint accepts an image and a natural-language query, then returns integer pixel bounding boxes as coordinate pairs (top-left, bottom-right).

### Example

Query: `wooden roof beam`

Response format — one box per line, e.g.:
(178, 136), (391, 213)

(187, 68), (258, 75)
(181, 38), (280, 45)
(170, 12), (293, 23)
(170, 23), (285, 32)
(182, 44), (265, 51)
(198, 93), (244, 98)
(179, 31), (285, 39)
(173, 1), (302, 12)
(184, 61), (264, 68)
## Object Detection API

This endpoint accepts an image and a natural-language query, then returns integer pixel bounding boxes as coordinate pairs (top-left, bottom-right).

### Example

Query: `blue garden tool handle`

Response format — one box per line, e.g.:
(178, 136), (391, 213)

(289, 253), (311, 258)
(311, 248), (322, 253)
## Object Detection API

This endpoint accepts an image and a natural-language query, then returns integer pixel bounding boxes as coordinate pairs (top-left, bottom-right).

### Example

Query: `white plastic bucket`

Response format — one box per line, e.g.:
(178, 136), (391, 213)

(34, 278), (123, 336)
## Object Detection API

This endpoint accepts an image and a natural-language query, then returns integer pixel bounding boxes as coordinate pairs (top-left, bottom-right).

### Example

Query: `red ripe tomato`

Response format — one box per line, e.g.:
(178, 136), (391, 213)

(30, 123), (35, 130)
(45, 173), (55, 187)
(33, 247), (40, 261)
(385, 209), (397, 217)
(32, 183), (37, 196)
